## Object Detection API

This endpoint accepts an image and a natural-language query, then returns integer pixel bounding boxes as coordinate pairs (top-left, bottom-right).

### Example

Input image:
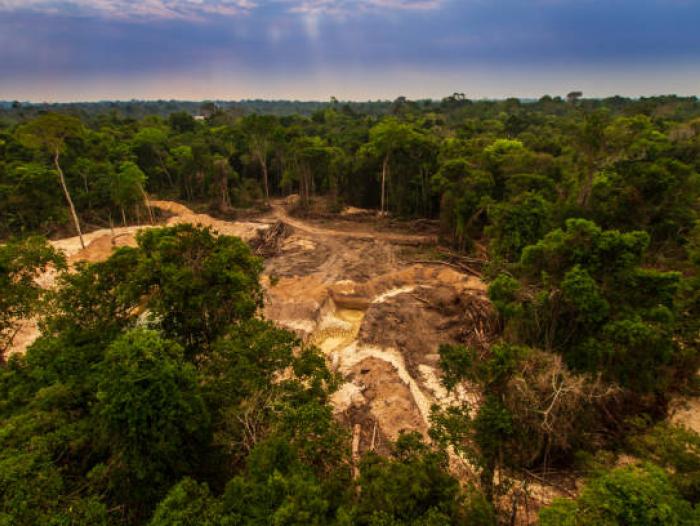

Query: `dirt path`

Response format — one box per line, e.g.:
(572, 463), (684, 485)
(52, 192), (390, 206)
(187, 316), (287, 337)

(268, 202), (437, 245)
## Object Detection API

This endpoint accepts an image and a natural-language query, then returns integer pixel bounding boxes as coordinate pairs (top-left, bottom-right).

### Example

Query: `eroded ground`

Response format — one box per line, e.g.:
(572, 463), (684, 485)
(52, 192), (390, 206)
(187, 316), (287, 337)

(260, 203), (490, 453)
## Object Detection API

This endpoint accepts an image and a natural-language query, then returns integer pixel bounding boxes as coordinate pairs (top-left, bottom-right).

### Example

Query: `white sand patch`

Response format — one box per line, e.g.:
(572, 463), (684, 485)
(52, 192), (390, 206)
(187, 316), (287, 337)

(277, 319), (316, 335)
(337, 343), (434, 427)
(372, 286), (415, 304)
(330, 382), (367, 413)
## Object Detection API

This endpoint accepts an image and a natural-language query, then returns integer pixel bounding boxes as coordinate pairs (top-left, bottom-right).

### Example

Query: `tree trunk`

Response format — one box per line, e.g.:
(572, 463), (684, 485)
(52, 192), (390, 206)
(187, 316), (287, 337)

(577, 151), (598, 208)
(330, 173), (338, 210)
(577, 167), (595, 208)
(156, 150), (175, 189)
(351, 423), (362, 481)
(140, 185), (155, 224)
(380, 154), (389, 214)
(219, 166), (231, 212)
(54, 150), (85, 249)
(300, 167), (310, 209)
(481, 462), (496, 504)
(81, 172), (91, 210)
(260, 157), (270, 204)
(121, 206), (127, 226)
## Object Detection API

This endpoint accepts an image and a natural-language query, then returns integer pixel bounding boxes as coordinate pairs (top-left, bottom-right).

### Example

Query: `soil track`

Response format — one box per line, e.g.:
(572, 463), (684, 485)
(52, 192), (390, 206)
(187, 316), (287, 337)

(269, 202), (438, 245)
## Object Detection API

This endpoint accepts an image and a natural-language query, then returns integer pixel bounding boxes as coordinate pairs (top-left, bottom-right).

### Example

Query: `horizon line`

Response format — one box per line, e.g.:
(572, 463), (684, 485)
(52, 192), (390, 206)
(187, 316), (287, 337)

(4, 93), (699, 106)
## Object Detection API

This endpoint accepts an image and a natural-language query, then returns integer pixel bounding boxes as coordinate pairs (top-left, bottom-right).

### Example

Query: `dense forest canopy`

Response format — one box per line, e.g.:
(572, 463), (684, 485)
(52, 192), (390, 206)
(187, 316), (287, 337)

(2, 94), (700, 525)
(2, 94), (700, 239)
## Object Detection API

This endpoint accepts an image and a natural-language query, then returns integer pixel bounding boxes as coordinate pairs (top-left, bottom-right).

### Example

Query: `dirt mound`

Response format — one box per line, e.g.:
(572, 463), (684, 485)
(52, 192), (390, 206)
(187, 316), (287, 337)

(150, 200), (268, 241)
(329, 264), (486, 310)
(359, 287), (474, 378)
(53, 201), (269, 266)
(347, 356), (427, 445)
(69, 232), (138, 263)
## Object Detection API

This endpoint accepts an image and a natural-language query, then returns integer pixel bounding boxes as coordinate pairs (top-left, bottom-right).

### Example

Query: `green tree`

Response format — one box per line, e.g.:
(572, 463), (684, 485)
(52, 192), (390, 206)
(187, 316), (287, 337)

(361, 118), (423, 214)
(431, 343), (526, 502)
(213, 155), (235, 212)
(112, 161), (148, 225)
(94, 329), (210, 515)
(131, 225), (263, 356)
(241, 114), (279, 204)
(0, 237), (65, 362)
(486, 191), (552, 261)
(540, 464), (697, 526)
(354, 432), (495, 526)
(0, 162), (66, 235)
(17, 113), (86, 248)
(490, 218), (682, 393)
(286, 136), (344, 209)
(148, 478), (222, 526)
(629, 423), (700, 503)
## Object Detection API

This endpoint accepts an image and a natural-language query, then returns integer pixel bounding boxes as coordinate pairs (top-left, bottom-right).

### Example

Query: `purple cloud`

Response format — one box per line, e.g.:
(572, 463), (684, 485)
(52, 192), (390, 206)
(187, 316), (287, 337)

(0, 0), (256, 20)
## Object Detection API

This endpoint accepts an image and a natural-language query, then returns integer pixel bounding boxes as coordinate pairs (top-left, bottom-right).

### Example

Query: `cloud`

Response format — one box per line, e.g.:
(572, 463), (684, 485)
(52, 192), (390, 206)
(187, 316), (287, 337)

(285, 0), (442, 16)
(0, 0), (442, 21)
(0, 0), (257, 20)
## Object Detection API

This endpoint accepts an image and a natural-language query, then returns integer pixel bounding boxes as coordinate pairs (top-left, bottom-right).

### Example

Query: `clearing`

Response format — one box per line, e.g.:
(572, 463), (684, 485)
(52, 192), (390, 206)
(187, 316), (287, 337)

(11, 199), (492, 457)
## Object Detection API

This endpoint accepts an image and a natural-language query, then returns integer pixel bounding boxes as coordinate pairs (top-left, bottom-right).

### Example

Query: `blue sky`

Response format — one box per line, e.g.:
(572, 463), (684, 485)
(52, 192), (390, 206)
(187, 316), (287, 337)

(1, 0), (699, 101)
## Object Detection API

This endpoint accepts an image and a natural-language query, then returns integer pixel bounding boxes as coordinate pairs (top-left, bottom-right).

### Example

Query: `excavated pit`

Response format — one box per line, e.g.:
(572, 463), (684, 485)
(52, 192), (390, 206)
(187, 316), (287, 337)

(261, 212), (492, 454)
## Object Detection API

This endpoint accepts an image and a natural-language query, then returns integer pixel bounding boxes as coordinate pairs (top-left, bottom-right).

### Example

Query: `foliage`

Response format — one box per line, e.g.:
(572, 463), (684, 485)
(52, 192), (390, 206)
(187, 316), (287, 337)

(353, 432), (495, 526)
(111, 161), (147, 221)
(16, 112), (84, 155)
(131, 224), (264, 355)
(148, 478), (222, 526)
(539, 463), (698, 526)
(94, 329), (210, 509)
(490, 218), (684, 394)
(629, 423), (700, 503)
(0, 236), (65, 360)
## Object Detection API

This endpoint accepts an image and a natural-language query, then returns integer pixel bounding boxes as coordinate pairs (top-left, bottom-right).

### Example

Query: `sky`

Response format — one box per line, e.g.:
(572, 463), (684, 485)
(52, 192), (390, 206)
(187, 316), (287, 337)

(0, 0), (699, 101)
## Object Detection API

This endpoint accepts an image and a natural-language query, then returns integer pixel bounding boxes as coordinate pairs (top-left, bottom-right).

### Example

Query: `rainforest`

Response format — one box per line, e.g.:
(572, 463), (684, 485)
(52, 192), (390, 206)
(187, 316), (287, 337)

(2, 95), (700, 525)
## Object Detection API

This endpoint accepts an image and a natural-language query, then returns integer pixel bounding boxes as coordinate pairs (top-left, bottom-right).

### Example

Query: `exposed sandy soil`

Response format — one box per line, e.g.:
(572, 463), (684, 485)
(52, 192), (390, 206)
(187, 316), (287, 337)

(260, 203), (492, 452)
(8, 201), (272, 355)
(670, 396), (700, 434)
(14, 199), (700, 524)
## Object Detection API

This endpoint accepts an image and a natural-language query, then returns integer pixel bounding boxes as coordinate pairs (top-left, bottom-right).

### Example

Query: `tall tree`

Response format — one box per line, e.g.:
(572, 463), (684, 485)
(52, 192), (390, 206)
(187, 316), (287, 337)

(213, 155), (234, 212)
(361, 118), (421, 214)
(241, 114), (278, 204)
(132, 127), (174, 191)
(18, 113), (86, 248)
(111, 162), (149, 225)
